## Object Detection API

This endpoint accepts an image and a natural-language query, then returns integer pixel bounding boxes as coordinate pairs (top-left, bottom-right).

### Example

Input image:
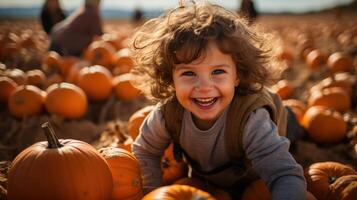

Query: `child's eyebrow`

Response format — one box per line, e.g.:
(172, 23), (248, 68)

(174, 63), (231, 71)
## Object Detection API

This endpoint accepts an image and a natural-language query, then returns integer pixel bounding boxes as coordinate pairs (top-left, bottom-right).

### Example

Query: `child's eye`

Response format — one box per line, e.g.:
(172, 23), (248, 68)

(181, 71), (195, 76)
(212, 69), (226, 75)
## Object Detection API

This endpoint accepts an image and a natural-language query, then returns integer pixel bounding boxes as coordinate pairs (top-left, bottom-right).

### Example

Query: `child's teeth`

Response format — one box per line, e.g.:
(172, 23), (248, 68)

(196, 98), (214, 102)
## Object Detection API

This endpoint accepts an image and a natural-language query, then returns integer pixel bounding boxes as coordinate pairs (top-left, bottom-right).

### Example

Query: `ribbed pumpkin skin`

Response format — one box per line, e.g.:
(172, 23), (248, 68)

(45, 83), (87, 119)
(142, 185), (216, 200)
(304, 162), (357, 200)
(77, 65), (113, 101)
(8, 85), (45, 118)
(7, 139), (113, 200)
(99, 147), (143, 200)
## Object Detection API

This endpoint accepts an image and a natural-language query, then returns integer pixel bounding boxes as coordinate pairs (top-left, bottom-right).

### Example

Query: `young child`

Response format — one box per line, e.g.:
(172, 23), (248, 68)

(130, 1), (307, 199)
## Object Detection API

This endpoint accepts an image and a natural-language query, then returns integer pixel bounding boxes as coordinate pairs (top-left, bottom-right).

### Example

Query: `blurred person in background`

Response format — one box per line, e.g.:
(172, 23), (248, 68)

(49, 0), (103, 56)
(239, 0), (258, 24)
(132, 8), (145, 26)
(40, 0), (66, 34)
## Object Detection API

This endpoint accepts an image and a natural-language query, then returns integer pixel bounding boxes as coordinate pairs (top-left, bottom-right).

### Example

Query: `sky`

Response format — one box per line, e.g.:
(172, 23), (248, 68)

(0, 0), (354, 13)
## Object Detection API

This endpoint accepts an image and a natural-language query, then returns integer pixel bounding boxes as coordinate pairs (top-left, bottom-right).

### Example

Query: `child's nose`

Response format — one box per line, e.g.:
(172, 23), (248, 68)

(195, 76), (213, 91)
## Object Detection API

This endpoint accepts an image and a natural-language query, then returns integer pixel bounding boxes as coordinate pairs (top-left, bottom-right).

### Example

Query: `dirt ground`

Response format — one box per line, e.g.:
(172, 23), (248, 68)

(0, 10), (356, 198)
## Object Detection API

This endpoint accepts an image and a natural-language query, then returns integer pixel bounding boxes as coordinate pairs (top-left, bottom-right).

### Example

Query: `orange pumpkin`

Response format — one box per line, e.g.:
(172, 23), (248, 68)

(77, 65), (113, 101)
(0, 76), (17, 103)
(328, 175), (357, 200)
(308, 87), (351, 113)
(83, 41), (117, 69)
(59, 56), (78, 76)
(42, 51), (61, 74)
(310, 72), (354, 96)
(5, 68), (26, 85)
(25, 69), (45, 87)
(45, 83), (88, 119)
(270, 79), (295, 100)
(305, 49), (327, 70)
(8, 85), (45, 118)
(7, 122), (113, 200)
(162, 143), (188, 185)
(113, 73), (141, 101)
(304, 162), (357, 200)
(327, 52), (353, 73)
(127, 105), (154, 140)
(113, 48), (134, 75)
(142, 185), (216, 200)
(99, 147), (143, 200)
(302, 106), (347, 144)
(174, 177), (231, 200)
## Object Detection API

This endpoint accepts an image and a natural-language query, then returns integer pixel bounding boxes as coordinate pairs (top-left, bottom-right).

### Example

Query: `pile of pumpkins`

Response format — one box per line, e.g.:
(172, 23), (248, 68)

(0, 34), (143, 119)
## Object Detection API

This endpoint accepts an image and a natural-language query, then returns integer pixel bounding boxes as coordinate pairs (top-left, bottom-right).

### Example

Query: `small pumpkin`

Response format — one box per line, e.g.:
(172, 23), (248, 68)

(42, 51), (61, 74)
(8, 85), (46, 118)
(127, 105), (154, 140)
(304, 161), (357, 200)
(308, 87), (351, 113)
(25, 69), (46, 87)
(7, 122), (113, 200)
(142, 185), (216, 200)
(5, 68), (26, 85)
(327, 52), (353, 73)
(302, 106), (347, 144)
(112, 48), (134, 75)
(0, 76), (17, 103)
(83, 41), (117, 69)
(77, 65), (113, 101)
(306, 49), (327, 70)
(45, 82), (87, 119)
(99, 147), (143, 200)
(113, 73), (141, 101)
(270, 79), (295, 100)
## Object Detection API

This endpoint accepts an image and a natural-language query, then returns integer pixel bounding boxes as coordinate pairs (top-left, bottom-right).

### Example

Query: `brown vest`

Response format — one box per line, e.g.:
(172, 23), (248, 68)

(161, 87), (287, 163)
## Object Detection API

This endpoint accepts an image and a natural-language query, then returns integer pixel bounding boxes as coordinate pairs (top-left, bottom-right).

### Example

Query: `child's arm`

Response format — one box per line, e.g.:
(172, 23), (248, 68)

(132, 105), (171, 193)
(243, 108), (307, 200)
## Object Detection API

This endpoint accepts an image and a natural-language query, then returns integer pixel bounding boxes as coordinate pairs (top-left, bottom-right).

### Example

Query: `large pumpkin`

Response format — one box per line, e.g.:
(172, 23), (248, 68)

(77, 65), (113, 101)
(8, 85), (46, 118)
(142, 185), (216, 200)
(98, 147), (143, 200)
(127, 105), (154, 140)
(7, 122), (113, 200)
(302, 106), (347, 144)
(45, 82), (88, 119)
(304, 161), (357, 200)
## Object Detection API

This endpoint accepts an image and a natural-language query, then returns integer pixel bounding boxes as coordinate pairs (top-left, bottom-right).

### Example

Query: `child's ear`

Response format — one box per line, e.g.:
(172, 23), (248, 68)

(234, 78), (240, 87)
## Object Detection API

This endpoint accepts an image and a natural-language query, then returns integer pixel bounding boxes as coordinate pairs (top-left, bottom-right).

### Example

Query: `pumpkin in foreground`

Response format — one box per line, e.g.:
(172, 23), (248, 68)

(142, 185), (216, 200)
(7, 122), (113, 200)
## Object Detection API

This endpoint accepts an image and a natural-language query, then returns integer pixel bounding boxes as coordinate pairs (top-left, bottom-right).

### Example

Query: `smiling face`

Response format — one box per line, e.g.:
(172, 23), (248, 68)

(172, 41), (239, 130)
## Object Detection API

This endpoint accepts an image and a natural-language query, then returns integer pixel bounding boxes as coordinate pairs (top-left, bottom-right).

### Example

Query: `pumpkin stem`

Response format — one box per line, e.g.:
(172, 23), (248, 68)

(41, 122), (63, 149)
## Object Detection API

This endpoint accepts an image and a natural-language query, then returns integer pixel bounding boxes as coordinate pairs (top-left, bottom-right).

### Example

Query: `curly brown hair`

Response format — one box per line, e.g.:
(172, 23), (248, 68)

(130, 1), (281, 103)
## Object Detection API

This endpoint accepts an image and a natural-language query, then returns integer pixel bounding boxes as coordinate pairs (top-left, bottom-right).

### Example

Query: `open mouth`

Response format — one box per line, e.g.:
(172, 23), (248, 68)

(193, 97), (218, 108)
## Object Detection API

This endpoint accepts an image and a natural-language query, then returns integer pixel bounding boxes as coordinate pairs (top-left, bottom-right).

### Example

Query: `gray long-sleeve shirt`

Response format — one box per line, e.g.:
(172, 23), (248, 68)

(132, 104), (306, 199)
